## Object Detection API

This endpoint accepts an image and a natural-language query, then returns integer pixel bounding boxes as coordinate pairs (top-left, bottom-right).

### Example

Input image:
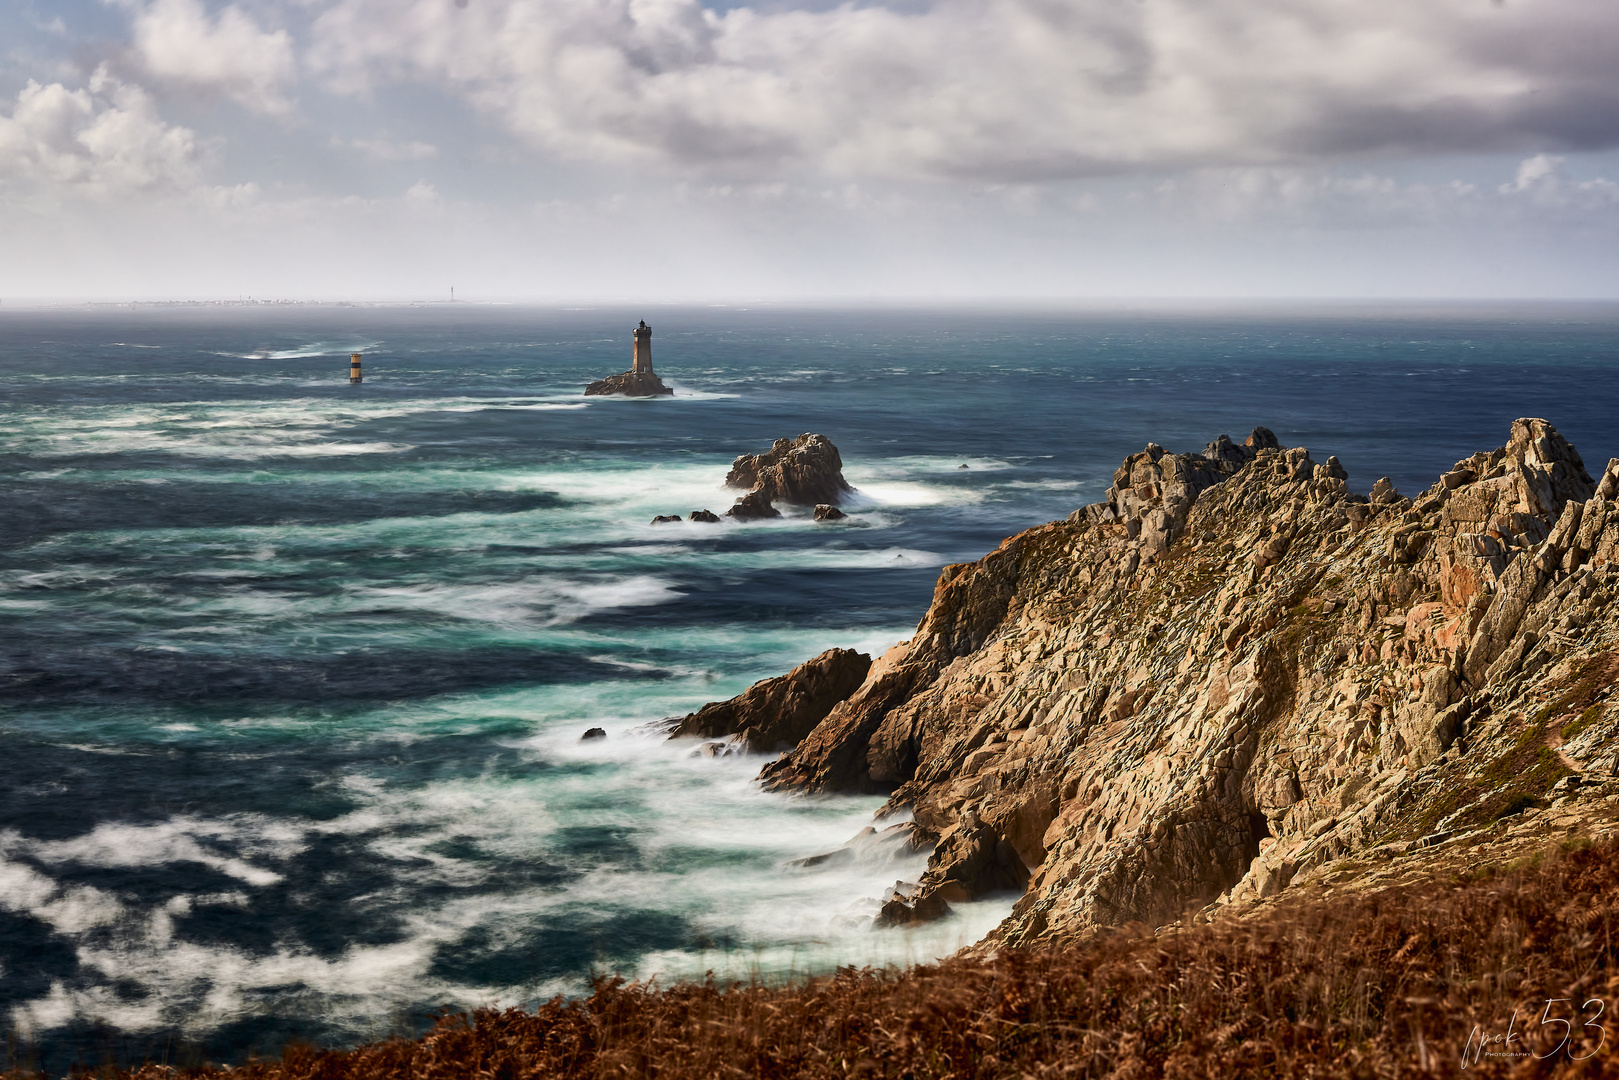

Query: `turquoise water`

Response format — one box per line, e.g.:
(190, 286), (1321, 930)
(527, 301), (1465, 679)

(2, 303), (1617, 1066)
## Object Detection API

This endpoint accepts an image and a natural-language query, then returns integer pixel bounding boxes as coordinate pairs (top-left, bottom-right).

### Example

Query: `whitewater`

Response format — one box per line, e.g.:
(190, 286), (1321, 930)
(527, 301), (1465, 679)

(2, 302), (1616, 1067)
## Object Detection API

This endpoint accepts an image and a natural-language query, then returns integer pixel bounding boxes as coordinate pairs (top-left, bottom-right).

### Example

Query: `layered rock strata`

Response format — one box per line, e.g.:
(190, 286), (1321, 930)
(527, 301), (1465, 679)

(728, 419), (1619, 945)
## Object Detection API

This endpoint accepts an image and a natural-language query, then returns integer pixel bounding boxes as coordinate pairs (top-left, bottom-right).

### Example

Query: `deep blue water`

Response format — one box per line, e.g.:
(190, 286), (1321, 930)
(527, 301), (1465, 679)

(2, 302), (1616, 1068)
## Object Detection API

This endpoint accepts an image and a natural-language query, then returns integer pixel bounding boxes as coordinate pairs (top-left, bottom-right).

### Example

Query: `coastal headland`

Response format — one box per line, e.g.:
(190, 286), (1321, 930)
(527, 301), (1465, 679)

(681, 418), (1619, 943)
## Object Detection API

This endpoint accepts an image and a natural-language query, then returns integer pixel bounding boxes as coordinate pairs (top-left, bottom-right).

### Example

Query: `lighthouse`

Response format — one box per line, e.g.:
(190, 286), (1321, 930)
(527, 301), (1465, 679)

(632, 321), (653, 375)
(582, 319), (673, 396)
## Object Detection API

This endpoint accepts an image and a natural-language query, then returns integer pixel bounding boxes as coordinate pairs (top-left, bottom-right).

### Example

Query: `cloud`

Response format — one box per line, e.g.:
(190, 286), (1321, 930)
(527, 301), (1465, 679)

(0, 67), (203, 192)
(124, 0), (298, 115)
(352, 137), (439, 161)
(303, 0), (1619, 182)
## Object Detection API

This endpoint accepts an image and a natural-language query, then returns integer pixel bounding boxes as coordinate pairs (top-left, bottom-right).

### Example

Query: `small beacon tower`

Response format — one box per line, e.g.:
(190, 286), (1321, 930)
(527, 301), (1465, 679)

(349, 353), (363, 384)
(632, 321), (652, 376)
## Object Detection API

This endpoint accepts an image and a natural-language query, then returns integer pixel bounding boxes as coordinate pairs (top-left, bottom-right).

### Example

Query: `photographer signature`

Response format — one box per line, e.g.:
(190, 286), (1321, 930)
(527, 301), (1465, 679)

(1461, 998), (1606, 1068)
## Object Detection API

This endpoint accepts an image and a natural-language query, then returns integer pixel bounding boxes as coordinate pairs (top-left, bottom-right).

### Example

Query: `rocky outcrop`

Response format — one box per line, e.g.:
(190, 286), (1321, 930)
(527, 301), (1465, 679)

(689, 510), (721, 523)
(814, 505), (847, 522)
(725, 490), (781, 521)
(669, 647), (872, 753)
(754, 419), (1619, 942)
(727, 434), (855, 508)
(584, 370), (673, 397)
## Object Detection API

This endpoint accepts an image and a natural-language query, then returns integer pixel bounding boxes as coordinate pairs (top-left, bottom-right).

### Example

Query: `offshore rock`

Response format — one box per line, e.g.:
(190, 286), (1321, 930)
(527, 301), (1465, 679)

(814, 504), (847, 521)
(584, 370), (673, 397)
(689, 509), (721, 523)
(725, 490), (780, 521)
(650, 515), (682, 525)
(670, 647), (872, 753)
(753, 418), (1619, 947)
(727, 434), (855, 507)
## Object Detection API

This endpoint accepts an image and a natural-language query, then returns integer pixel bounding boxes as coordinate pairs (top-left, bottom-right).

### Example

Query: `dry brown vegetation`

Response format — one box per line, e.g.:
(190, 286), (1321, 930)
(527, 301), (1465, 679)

(12, 836), (1619, 1080)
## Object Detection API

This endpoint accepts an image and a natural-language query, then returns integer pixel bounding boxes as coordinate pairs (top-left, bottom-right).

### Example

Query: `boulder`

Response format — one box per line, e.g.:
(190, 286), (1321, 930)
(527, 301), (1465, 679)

(688, 509), (721, 523)
(726, 433), (855, 506)
(670, 647), (873, 753)
(726, 490), (780, 520)
(650, 515), (681, 525)
(814, 504), (847, 521)
(580, 727), (606, 741)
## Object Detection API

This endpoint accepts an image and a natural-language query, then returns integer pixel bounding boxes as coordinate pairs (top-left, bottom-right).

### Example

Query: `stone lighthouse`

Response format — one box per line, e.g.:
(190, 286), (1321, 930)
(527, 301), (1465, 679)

(632, 320), (653, 375)
(583, 319), (673, 396)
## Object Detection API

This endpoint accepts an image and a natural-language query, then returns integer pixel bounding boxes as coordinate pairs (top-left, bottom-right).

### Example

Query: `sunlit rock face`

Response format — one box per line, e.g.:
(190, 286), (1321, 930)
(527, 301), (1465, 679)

(742, 419), (1619, 942)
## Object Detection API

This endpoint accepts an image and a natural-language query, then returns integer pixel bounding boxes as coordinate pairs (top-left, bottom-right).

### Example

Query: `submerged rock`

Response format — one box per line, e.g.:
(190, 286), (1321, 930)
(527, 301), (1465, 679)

(580, 727), (606, 741)
(650, 515), (681, 525)
(670, 647), (872, 753)
(726, 433), (855, 507)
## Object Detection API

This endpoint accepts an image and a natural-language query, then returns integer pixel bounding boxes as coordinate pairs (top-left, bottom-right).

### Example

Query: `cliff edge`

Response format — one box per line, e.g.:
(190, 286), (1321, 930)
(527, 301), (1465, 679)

(740, 420), (1619, 944)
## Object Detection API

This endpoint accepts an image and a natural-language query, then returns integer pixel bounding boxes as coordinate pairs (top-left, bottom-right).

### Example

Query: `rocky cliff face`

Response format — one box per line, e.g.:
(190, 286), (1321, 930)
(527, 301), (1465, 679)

(747, 420), (1619, 946)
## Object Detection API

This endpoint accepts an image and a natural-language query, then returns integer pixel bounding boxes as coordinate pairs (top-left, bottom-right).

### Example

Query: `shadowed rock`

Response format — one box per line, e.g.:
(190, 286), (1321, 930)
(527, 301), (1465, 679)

(669, 647), (872, 753)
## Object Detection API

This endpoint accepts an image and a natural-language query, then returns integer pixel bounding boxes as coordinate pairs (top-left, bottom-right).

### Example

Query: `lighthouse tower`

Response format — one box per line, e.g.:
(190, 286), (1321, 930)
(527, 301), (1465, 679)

(632, 321), (653, 375)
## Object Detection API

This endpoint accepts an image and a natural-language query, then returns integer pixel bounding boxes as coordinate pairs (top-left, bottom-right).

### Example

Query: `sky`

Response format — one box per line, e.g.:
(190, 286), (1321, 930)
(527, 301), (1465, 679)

(2, 0), (1618, 301)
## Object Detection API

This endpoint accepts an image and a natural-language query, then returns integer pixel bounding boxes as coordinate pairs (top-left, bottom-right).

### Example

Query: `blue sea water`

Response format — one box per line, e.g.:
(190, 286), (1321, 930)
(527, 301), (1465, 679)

(2, 302), (1617, 1068)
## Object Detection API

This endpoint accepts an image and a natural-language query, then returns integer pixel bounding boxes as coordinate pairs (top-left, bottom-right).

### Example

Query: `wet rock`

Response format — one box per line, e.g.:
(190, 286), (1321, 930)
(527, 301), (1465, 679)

(580, 727), (606, 741)
(725, 490), (780, 520)
(814, 504), (847, 521)
(726, 433), (855, 507)
(583, 371), (673, 397)
(671, 647), (872, 753)
(650, 515), (681, 525)
(688, 509), (721, 523)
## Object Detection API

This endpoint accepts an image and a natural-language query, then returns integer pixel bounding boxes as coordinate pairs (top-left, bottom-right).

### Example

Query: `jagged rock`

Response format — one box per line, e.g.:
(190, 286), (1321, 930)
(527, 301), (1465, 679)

(814, 504), (847, 521)
(726, 433), (855, 507)
(584, 371), (673, 397)
(650, 515), (681, 525)
(670, 647), (872, 753)
(689, 509), (721, 523)
(726, 490), (780, 521)
(580, 727), (606, 741)
(746, 419), (1619, 948)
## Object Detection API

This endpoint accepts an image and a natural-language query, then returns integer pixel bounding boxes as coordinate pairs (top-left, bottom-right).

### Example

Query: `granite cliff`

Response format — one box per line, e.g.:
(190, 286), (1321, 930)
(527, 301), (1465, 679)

(701, 420), (1619, 944)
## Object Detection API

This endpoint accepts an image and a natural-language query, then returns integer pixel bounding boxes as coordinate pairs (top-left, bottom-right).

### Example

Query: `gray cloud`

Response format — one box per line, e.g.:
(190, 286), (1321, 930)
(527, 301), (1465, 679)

(300, 0), (1619, 182)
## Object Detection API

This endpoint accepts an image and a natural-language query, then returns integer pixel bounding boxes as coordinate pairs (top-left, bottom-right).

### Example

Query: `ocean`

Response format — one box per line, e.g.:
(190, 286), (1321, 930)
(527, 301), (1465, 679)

(2, 302), (1617, 1068)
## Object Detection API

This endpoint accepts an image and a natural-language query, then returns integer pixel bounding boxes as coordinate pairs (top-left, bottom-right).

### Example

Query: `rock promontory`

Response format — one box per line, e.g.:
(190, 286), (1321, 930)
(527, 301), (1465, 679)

(668, 647), (872, 753)
(695, 419), (1619, 945)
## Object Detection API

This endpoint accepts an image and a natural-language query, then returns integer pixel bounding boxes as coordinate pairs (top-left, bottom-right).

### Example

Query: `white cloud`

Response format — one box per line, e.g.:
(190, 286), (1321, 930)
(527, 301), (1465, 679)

(124, 0), (298, 115)
(0, 67), (202, 193)
(304, 0), (1619, 182)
